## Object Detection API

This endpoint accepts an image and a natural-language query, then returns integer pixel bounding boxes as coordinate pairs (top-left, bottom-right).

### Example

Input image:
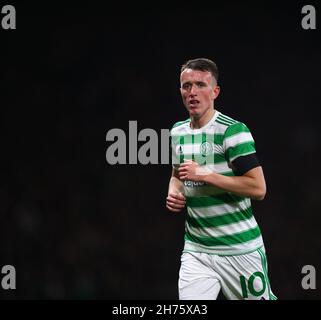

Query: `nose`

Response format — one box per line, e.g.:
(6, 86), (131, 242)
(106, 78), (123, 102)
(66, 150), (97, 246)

(189, 84), (197, 96)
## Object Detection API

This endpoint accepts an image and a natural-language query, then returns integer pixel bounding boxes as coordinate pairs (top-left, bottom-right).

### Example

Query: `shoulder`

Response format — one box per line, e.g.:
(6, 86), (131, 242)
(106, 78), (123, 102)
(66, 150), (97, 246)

(216, 112), (251, 137)
(170, 118), (190, 135)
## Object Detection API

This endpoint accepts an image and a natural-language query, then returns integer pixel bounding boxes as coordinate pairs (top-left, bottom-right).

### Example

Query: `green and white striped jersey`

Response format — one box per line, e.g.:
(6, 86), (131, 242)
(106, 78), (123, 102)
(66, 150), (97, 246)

(170, 110), (264, 255)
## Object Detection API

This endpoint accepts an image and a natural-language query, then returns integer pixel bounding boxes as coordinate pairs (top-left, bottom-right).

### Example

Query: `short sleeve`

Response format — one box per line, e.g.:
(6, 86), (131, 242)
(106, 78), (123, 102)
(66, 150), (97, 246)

(170, 129), (181, 170)
(223, 122), (256, 163)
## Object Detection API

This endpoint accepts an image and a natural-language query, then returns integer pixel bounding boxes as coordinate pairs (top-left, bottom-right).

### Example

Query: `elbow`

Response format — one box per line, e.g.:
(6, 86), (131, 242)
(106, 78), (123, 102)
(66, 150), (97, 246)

(252, 187), (266, 201)
(246, 171), (267, 201)
(254, 192), (266, 201)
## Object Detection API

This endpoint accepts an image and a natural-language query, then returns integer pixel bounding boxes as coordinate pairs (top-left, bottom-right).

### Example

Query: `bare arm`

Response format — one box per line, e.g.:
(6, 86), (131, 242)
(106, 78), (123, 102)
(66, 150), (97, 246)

(178, 161), (266, 200)
(166, 169), (186, 212)
(168, 169), (184, 194)
(202, 166), (266, 200)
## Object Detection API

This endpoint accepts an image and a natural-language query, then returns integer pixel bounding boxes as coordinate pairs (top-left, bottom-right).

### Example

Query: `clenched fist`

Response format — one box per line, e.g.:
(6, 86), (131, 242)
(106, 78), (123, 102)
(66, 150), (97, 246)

(178, 160), (210, 182)
(166, 192), (186, 213)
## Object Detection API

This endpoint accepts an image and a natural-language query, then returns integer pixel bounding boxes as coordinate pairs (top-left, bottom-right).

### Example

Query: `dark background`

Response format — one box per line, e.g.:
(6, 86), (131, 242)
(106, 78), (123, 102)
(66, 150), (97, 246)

(1, 1), (320, 299)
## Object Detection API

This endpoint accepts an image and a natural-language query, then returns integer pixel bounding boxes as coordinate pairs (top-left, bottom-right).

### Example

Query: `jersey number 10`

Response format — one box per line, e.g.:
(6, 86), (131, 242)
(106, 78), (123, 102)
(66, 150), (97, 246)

(240, 272), (266, 298)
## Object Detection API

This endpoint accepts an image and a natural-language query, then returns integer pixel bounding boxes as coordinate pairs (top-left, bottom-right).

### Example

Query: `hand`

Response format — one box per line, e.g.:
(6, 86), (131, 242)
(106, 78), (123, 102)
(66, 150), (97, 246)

(178, 160), (210, 182)
(166, 192), (186, 213)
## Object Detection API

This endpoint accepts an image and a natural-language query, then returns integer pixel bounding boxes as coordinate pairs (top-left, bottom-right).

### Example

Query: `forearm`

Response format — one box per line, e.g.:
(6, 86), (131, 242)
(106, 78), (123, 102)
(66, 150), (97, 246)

(200, 169), (266, 200)
(168, 172), (184, 195)
(167, 171), (186, 213)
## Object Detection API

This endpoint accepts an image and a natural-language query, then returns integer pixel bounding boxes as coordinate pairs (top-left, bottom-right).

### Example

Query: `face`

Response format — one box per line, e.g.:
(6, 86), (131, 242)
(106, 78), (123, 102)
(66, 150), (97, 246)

(180, 68), (220, 118)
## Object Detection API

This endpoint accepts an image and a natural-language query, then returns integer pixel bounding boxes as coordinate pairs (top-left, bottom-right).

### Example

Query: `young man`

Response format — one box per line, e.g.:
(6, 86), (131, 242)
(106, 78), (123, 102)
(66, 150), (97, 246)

(166, 58), (277, 300)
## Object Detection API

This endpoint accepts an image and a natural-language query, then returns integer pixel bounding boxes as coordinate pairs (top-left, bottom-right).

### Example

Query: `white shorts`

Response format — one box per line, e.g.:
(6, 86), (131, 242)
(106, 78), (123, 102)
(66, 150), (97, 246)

(178, 247), (277, 300)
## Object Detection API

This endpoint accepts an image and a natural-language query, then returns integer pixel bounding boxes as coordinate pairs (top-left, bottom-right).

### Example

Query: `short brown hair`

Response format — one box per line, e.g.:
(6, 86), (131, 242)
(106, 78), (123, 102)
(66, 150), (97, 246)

(181, 58), (219, 83)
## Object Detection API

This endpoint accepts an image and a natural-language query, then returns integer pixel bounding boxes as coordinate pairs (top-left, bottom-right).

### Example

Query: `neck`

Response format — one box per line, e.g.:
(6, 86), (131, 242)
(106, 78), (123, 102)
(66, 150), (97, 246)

(190, 108), (216, 129)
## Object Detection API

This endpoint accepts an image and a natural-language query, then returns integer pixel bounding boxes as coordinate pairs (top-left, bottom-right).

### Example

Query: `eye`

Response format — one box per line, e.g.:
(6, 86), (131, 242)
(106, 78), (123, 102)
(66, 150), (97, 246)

(182, 83), (191, 90)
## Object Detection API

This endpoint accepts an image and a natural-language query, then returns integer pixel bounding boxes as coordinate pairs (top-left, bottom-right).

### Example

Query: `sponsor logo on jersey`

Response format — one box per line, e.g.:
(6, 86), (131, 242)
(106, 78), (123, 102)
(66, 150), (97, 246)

(184, 180), (205, 187)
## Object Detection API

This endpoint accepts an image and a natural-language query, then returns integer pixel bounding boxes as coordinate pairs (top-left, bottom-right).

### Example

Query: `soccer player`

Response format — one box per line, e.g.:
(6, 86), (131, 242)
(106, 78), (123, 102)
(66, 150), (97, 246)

(166, 58), (277, 300)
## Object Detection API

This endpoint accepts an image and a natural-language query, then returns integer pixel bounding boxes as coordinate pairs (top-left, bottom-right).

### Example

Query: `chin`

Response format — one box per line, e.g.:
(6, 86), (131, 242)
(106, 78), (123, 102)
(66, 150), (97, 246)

(188, 107), (199, 114)
(189, 110), (200, 118)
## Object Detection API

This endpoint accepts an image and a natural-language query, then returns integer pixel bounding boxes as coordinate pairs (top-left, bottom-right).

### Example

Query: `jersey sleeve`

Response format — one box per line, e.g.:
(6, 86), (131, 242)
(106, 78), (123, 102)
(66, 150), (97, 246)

(170, 128), (180, 171)
(223, 122), (256, 163)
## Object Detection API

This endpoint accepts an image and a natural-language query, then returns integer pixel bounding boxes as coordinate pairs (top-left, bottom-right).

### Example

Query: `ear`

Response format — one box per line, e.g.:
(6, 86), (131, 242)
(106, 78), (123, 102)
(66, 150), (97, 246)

(213, 85), (220, 100)
(180, 87), (184, 96)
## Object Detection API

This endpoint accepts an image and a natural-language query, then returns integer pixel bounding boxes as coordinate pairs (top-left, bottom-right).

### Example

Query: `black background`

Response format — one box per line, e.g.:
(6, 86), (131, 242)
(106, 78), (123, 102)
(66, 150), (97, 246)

(1, 1), (320, 300)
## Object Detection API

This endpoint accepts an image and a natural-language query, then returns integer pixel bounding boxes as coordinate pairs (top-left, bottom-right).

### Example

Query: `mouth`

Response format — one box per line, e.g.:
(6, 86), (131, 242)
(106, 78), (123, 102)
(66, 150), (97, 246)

(188, 99), (200, 108)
